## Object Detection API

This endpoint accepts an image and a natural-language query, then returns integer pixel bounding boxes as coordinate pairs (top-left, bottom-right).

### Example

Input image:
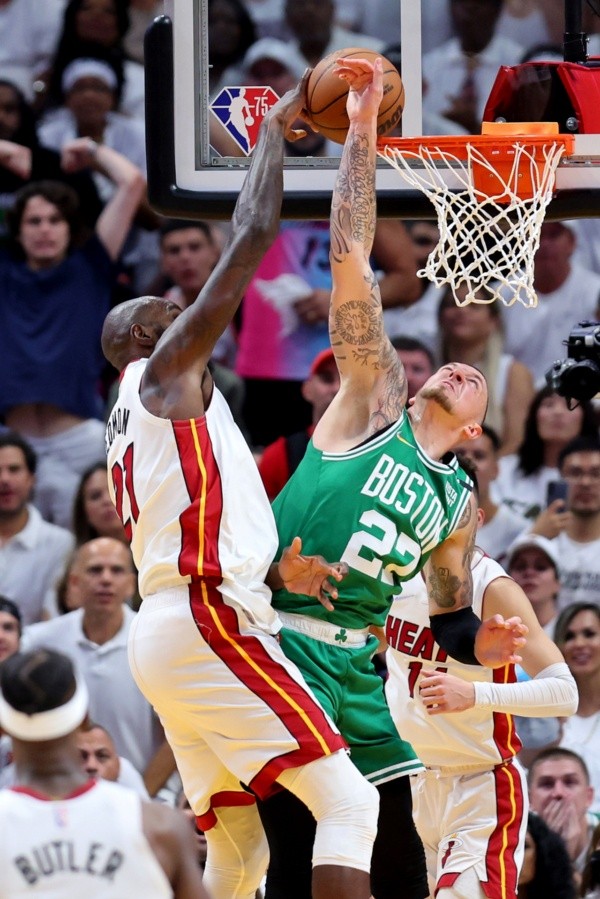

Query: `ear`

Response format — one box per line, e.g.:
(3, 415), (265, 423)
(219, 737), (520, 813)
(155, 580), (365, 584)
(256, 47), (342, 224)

(131, 322), (155, 346)
(477, 507), (485, 527)
(407, 396), (415, 407)
(462, 423), (482, 441)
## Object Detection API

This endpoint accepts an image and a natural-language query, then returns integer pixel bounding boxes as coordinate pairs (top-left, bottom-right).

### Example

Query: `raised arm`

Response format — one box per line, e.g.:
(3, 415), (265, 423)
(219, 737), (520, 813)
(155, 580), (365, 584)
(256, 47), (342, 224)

(146, 76), (309, 382)
(61, 138), (145, 261)
(324, 57), (406, 442)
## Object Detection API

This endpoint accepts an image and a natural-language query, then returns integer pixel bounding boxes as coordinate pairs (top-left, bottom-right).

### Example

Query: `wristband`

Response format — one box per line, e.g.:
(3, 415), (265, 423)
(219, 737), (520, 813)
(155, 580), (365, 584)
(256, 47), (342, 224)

(429, 606), (481, 666)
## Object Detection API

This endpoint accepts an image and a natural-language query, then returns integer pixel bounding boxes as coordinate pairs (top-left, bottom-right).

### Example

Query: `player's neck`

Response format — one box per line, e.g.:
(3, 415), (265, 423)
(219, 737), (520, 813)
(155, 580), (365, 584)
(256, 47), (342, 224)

(12, 742), (89, 798)
(408, 408), (457, 461)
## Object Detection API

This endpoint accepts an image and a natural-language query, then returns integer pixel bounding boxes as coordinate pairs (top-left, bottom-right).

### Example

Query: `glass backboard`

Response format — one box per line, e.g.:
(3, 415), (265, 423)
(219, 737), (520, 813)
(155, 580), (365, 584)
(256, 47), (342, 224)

(145, 0), (600, 219)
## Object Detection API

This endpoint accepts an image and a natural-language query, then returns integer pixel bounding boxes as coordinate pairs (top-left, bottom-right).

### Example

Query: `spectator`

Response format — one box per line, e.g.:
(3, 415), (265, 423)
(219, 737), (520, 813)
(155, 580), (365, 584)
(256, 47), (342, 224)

(44, 0), (146, 121)
(528, 747), (596, 881)
(46, 548), (83, 617)
(258, 347), (340, 500)
(455, 425), (529, 563)
(501, 221), (600, 387)
(0, 596), (21, 663)
(492, 387), (598, 519)
(0, 0), (65, 101)
(0, 77), (102, 241)
(208, 0), (257, 94)
(22, 537), (169, 790)
(0, 596), (20, 776)
(72, 462), (126, 545)
(0, 140), (145, 528)
(437, 285), (535, 455)
(0, 431), (74, 625)
(391, 335), (436, 399)
(506, 533), (561, 638)
(382, 220), (444, 354)
(422, 0), (523, 135)
(283, 0), (383, 70)
(518, 811), (576, 899)
(38, 53), (159, 292)
(555, 603), (600, 814)
(76, 720), (150, 798)
(532, 437), (600, 608)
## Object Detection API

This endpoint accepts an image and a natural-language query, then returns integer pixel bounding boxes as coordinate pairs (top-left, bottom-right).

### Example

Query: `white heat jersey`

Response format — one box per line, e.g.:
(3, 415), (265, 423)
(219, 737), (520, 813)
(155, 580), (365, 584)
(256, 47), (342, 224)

(106, 359), (279, 633)
(0, 779), (172, 898)
(385, 548), (522, 769)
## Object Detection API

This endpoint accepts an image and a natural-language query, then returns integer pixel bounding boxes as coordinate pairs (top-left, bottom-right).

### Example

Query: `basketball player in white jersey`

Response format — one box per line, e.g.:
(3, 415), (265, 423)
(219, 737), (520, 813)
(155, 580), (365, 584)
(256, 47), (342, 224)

(0, 648), (208, 899)
(100, 76), (379, 899)
(384, 479), (578, 899)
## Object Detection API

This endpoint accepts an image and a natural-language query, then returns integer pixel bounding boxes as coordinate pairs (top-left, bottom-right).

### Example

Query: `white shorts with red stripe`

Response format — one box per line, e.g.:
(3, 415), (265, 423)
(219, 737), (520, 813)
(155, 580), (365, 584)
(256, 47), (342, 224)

(128, 585), (346, 830)
(411, 761), (528, 899)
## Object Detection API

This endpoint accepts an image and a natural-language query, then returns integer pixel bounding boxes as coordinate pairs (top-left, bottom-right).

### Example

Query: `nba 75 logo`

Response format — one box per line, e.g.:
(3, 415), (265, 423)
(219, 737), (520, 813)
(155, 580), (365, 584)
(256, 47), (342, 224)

(211, 86), (279, 154)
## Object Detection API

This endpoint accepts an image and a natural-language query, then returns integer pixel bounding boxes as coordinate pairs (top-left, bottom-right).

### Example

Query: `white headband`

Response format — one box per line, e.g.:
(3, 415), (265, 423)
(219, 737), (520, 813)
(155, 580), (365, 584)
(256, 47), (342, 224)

(0, 675), (89, 742)
(62, 59), (118, 95)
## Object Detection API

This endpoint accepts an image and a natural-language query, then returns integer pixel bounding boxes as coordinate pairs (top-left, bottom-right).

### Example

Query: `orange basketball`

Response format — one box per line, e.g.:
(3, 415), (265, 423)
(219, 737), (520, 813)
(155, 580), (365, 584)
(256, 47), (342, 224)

(306, 48), (404, 145)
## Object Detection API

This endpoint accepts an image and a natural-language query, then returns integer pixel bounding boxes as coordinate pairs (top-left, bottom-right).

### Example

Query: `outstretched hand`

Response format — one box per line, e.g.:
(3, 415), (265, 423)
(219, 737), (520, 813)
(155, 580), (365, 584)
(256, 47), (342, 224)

(334, 56), (383, 123)
(474, 614), (528, 669)
(266, 69), (312, 143)
(278, 536), (348, 611)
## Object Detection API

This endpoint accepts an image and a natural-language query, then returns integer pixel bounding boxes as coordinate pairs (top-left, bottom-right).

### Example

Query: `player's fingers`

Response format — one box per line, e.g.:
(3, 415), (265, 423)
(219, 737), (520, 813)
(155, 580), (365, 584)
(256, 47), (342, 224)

(286, 128), (308, 142)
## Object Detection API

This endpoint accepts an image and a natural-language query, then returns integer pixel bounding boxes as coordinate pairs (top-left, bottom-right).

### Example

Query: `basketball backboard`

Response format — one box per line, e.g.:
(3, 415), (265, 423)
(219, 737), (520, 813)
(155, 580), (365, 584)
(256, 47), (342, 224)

(145, 0), (600, 220)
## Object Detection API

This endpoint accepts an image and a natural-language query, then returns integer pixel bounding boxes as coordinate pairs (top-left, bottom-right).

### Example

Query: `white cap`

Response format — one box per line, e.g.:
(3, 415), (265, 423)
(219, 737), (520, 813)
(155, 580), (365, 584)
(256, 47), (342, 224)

(242, 38), (305, 80)
(505, 533), (561, 575)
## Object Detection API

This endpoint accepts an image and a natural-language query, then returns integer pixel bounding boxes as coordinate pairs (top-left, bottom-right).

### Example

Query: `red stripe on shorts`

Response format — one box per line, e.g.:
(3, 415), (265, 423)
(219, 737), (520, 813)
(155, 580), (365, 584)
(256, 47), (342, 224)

(189, 580), (346, 800)
(483, 762), (525, 899)
(196, 790), (256, 831)
(435, 871), (459, 895)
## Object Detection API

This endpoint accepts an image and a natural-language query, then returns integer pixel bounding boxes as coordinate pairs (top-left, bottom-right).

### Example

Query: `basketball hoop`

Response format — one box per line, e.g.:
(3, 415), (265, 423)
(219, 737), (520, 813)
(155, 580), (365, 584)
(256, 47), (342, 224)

(378, 123), (575, 308)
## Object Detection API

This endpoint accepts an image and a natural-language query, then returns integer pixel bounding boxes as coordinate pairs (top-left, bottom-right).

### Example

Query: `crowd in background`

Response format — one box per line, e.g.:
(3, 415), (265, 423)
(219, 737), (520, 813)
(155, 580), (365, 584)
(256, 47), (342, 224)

(3, 0), (600, 894)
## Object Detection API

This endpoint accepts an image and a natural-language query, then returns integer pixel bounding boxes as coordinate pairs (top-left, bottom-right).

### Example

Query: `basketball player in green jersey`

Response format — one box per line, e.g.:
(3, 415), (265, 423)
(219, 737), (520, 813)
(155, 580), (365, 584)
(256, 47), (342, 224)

(257, 58), (529, 899)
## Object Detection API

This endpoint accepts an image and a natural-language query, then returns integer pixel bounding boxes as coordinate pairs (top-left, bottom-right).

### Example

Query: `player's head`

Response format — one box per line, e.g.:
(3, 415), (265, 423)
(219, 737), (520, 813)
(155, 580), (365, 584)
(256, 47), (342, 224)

(0, 649), (88, 744)
(101, 295), (182, 371)
(410, 362), (488, 444)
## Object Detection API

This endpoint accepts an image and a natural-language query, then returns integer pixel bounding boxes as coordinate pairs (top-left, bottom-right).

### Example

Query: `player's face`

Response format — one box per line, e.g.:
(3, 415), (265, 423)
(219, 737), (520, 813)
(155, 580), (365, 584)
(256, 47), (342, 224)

(560, 609), (600, 679)
(508, 548), (559, 607)
(72, 539), (135, 613)
(83, 469), (126, 540)
(0, 611), (20, 663)
(560, 451), (600, 516)
(418, 363), (487, 427)
(0, 446), (34, 516)
(529, 758), (593, 820)
(160, 228), (218, 295)
(453, 433), (498, 492)
(18, 195), (70, 269)
(77, 728), (120, 781)
(536, 393), (584, 444)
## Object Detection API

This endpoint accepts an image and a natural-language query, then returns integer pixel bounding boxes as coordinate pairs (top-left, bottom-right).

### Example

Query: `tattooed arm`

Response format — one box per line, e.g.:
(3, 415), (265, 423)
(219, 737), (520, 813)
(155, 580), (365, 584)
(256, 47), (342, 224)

(426, 493), (477, 615)
(316, 57), (407, 448)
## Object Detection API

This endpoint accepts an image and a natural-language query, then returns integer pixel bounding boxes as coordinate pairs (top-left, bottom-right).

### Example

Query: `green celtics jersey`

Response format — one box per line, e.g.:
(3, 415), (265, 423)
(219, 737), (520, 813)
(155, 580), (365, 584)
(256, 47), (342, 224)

(272, 410), (473, 629)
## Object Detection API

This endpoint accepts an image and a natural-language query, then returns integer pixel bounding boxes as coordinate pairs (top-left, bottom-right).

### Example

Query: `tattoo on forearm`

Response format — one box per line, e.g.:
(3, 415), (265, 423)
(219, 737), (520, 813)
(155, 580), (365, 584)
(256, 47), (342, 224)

(428, 565), (473, 610)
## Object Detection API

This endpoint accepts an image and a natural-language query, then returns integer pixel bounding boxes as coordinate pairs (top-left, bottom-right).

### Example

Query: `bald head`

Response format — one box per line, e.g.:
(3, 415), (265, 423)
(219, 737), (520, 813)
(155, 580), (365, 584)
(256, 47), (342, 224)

(101, 296), (180, 371)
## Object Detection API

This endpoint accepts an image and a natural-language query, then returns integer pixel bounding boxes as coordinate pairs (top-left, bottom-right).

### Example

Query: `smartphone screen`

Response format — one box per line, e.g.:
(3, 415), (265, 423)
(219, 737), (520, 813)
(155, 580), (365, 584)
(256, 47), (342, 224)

(546, 480), (569, 506)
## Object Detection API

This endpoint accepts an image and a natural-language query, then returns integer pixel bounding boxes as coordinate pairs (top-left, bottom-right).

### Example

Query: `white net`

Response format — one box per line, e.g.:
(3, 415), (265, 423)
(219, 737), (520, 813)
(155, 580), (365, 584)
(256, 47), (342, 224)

(378, 139), (567, 308)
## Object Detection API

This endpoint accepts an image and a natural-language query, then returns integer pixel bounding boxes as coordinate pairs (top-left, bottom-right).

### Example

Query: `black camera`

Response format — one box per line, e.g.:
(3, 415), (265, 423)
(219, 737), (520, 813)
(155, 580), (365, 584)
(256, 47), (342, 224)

(545, 320), (600, 403)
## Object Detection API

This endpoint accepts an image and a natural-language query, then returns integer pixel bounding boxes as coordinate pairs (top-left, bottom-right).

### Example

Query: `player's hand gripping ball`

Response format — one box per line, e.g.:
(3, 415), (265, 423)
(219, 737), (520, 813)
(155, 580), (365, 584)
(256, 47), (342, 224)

(305, 47), (404, 144)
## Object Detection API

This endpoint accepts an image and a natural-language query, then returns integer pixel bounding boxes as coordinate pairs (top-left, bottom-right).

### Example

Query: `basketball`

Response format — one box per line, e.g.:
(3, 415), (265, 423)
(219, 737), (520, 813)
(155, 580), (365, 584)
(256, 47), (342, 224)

(306, 48), (404, 145)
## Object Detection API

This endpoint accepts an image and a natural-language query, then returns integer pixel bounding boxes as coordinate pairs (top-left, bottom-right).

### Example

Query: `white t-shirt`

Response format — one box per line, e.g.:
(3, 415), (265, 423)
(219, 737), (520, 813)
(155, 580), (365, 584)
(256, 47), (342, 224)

(553, 532), (600, 609)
